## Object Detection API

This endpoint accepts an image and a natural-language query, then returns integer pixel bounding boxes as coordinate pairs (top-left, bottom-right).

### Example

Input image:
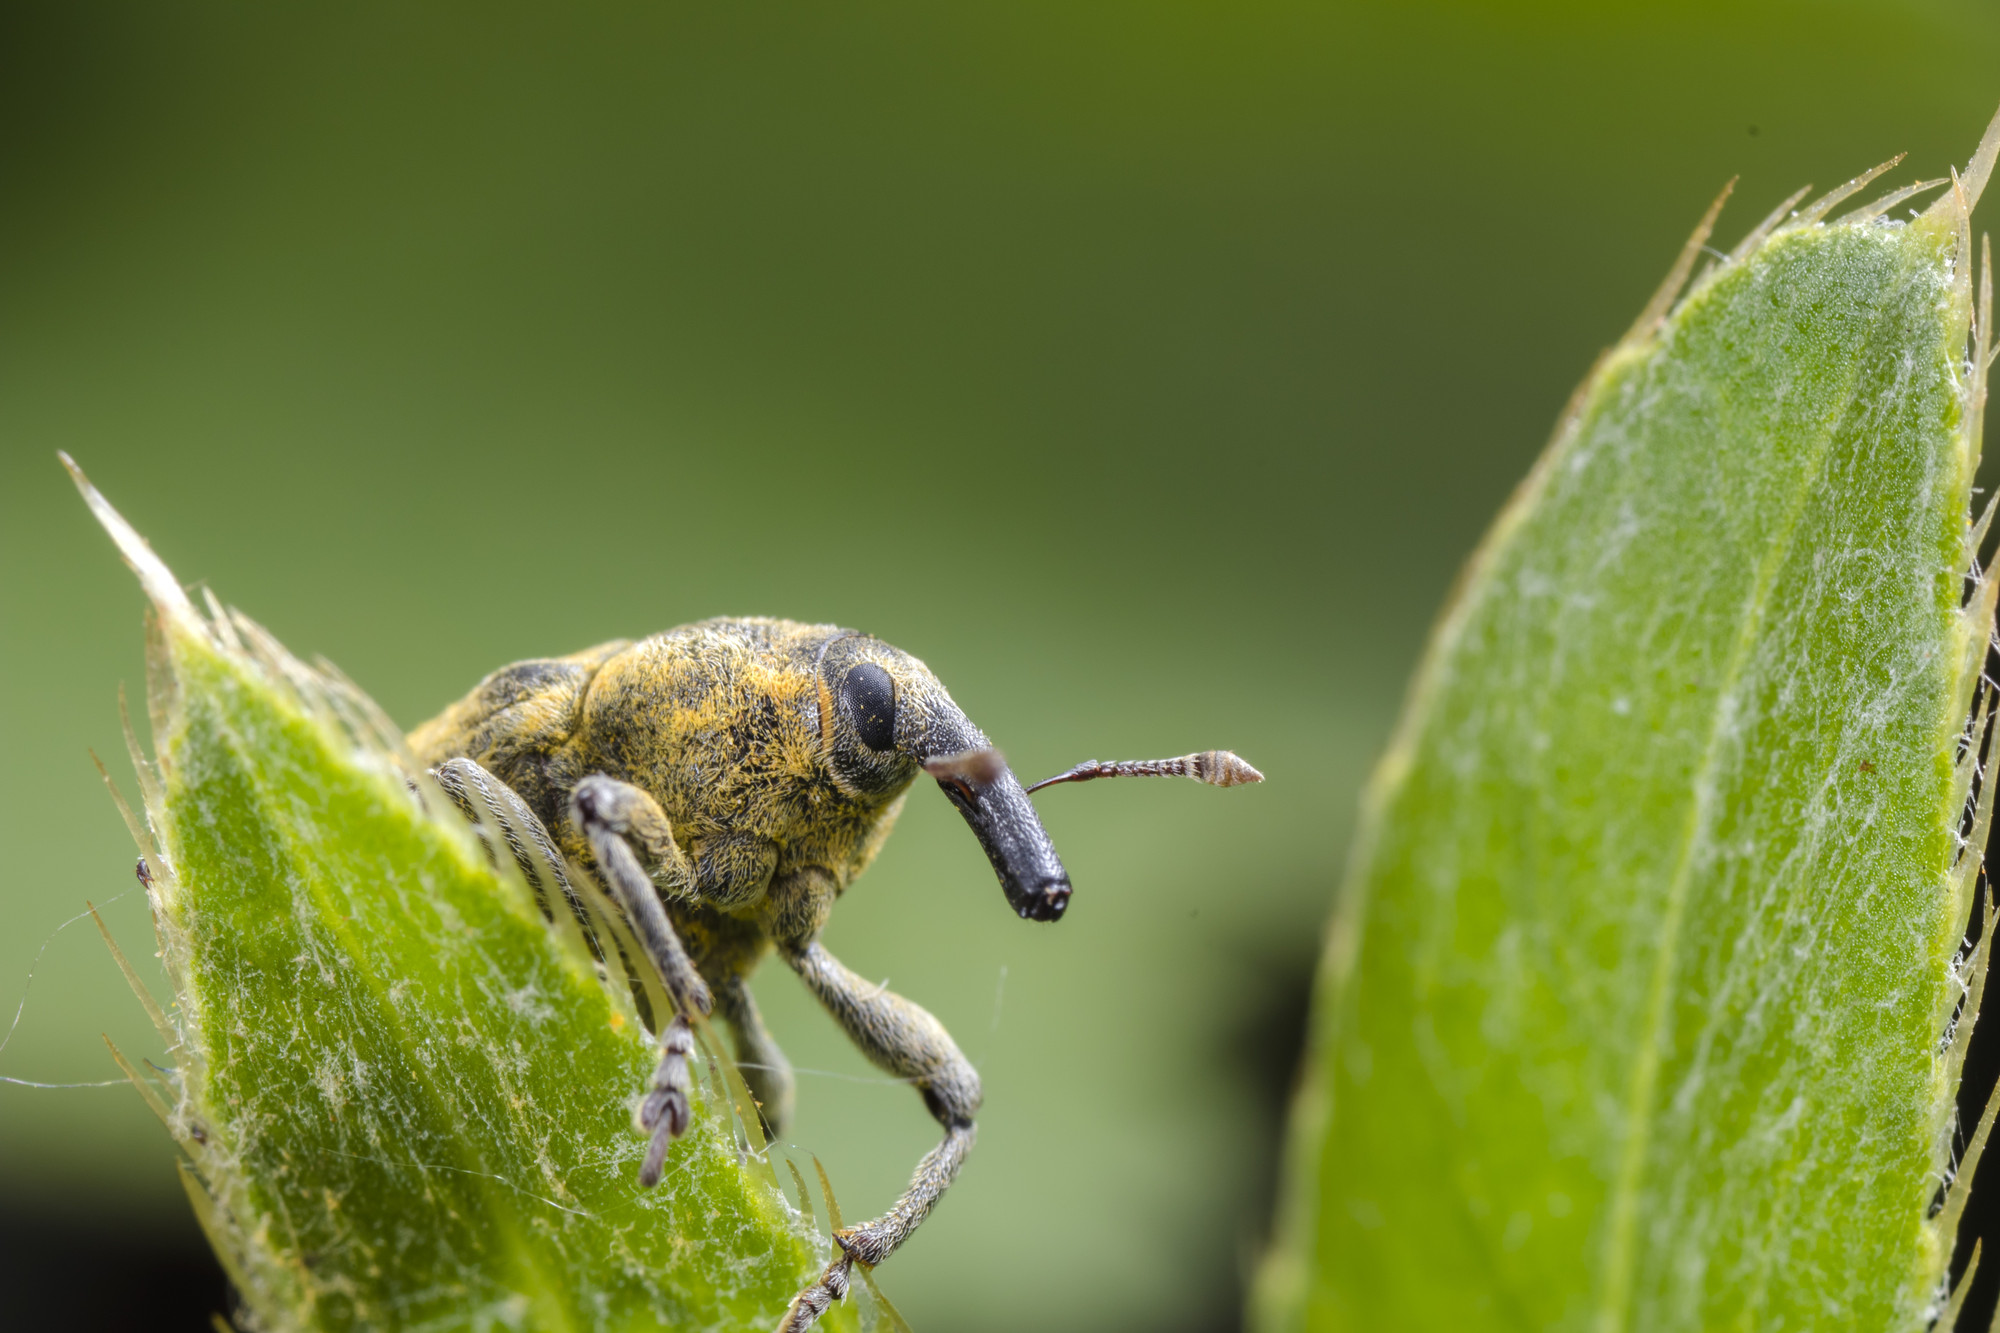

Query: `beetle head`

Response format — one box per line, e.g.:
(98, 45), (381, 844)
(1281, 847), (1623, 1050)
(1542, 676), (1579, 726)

(815, 632), (1071, 922)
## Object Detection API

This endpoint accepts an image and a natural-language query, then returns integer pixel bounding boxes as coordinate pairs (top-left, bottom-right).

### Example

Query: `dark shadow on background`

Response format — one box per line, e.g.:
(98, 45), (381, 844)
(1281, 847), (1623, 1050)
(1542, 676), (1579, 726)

(1946, 625), (2000, 1333)
(1222, 934), (1321, 1291)
(1141, 929), (1322, 1333)
(0, 1199), (229, 1332)
(1956, 931), (2000, 1332)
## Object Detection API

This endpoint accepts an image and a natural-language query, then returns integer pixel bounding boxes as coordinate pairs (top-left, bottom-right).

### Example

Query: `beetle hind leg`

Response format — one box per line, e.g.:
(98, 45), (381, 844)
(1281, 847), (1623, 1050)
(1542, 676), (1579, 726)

(774, 929), (981, 1332)
(779, 1122), (976, 1329)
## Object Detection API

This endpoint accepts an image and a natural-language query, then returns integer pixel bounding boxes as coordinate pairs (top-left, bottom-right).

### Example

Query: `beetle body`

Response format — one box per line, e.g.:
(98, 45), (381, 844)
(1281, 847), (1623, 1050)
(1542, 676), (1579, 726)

(412, 620), (916, 982)
(408, 615), (1241, 1331)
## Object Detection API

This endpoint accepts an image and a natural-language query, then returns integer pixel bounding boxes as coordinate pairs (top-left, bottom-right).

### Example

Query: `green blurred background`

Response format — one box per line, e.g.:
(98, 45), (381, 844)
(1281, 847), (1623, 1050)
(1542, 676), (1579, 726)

(3, 2), (1997, 1328)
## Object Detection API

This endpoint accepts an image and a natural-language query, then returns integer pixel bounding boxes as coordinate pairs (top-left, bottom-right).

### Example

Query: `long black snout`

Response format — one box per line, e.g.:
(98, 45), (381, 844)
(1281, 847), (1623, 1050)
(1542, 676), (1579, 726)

(934, 762), (1072, 921)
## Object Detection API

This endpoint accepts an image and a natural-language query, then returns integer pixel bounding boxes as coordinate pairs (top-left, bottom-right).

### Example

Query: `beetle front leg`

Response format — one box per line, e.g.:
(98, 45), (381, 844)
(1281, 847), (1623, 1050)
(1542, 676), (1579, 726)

(569, 774), (713, 1186)
(776, 938), (980, 1332)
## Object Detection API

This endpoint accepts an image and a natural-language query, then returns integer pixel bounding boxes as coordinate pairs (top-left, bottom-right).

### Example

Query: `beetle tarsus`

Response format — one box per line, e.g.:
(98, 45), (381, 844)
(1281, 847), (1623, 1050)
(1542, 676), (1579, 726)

(776, 1251), (851, 1333)
(637, 1014), (696, 1186)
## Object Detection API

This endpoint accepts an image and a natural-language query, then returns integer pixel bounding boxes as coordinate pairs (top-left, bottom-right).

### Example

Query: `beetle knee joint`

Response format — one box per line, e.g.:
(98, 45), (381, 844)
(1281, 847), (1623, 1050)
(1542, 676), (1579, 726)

(921, 1062), (981, 1128)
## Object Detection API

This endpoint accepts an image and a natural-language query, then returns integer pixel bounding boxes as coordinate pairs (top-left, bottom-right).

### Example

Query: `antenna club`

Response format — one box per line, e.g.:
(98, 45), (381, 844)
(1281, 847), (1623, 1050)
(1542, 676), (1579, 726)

(1192, 750), (1265, 787)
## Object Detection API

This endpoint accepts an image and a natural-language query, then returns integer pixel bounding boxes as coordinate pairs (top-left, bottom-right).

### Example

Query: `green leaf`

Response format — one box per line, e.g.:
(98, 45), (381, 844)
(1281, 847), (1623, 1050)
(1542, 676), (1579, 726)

(68, 464), (861, 1333)
(1256, 113), (2000, 1331)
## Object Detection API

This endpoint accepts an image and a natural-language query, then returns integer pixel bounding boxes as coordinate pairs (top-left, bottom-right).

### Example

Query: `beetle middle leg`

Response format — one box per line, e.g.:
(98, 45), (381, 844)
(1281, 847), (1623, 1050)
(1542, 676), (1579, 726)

(775, 926), (980, 1332)
(713, 974), (795, 1138)
(569, 774), (715, 1185)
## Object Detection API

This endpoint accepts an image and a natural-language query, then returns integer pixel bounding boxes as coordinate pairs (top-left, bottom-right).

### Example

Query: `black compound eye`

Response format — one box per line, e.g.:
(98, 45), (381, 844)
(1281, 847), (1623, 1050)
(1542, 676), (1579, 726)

(841, 663), (897, 752)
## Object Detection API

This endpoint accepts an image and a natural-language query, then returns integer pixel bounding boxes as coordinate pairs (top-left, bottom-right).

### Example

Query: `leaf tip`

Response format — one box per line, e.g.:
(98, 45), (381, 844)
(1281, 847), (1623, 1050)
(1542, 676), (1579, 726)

(61, 453), (207, 644)
(1794, 153), (1904, 227)
(1922, 102), (2000, 231)
(1621, 177), (1735, 348)
(1959, 101), (2000, 216)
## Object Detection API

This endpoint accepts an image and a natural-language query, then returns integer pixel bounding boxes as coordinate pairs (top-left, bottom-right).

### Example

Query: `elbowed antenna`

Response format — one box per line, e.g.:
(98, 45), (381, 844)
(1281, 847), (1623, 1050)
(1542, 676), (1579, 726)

(1024, 750), (1264, 795)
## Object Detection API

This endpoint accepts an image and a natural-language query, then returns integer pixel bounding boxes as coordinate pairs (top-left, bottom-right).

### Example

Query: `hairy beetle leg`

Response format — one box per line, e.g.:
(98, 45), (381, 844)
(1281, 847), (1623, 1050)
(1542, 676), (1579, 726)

(567, 773), (717, 1183)
(774, 934), (981, 1330)
(777, 1252), (851, 1333)
(570, 773), (713, 1021)
(775, 1127), (977, 1331)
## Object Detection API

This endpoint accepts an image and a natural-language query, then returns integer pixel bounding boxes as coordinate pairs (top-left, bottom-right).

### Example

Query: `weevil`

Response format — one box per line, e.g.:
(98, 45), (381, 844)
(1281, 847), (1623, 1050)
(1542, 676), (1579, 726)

(408, 617), (1261, 1330)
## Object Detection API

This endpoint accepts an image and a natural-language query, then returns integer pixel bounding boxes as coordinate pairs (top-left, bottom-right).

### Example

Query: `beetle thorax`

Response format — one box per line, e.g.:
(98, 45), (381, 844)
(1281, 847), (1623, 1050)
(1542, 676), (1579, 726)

(571, 619), (913, 879)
